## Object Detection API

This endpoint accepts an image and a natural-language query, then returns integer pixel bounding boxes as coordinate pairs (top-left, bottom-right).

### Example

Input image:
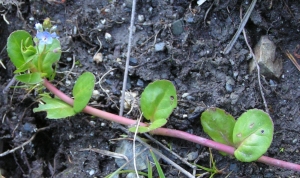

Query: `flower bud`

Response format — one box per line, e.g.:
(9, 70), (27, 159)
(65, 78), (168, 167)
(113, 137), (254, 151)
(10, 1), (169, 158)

(43, 17), (52, 29)
(35, 23), (43, 32)
(50, 25), (57, 33)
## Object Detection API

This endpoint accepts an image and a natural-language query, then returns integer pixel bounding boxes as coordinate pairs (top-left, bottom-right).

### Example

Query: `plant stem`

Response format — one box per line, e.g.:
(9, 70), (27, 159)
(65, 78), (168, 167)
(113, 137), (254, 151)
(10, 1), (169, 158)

(43, 79), (300, 172)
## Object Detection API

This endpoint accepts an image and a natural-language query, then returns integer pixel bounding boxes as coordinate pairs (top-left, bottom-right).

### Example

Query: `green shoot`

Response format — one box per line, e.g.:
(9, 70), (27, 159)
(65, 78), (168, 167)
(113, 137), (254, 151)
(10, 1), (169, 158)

(195, 149), (223, 178)
(150, 149), (165, 178)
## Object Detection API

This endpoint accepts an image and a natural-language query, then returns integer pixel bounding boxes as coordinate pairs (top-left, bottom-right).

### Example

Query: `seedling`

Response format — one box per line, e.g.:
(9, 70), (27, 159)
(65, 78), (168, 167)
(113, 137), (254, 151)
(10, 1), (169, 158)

(4, 19), (300, 172)
(201, 108), (274, 162)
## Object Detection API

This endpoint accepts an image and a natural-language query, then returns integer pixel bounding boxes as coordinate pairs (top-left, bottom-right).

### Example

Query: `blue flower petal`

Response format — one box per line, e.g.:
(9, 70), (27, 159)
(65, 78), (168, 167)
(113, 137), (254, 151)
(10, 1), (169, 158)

(36, 31), (53, 45)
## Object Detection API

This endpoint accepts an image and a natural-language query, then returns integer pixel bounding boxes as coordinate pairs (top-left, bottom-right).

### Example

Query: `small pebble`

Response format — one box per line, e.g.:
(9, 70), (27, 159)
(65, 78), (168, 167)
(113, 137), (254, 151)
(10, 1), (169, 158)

(293, 139), (298, 144)
(225, 83), (233, 92)
(129, 57), (138, 66)
(171, 20), (184, 35)
(105, 32), (112, 42)
(89, 121), (96, 126)
(186, 151), (198, 161)
(101, 19), (106, 24)
(182, 93), (190, 98)
(23, 123), (36, 133)
(65, 80), (71, 86)
(93, 90), (100, 96)
(136, 79), (144, 87)
(66, 57), (72, 62)
(137, 15), (145, 22)
(155, 42), (166, 52)
(93, 53), (103, 63)
(88, 169), (95, 176)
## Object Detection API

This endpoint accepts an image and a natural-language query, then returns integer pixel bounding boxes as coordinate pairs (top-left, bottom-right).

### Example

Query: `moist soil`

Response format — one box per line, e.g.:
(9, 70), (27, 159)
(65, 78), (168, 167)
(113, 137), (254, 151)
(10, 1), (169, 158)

(0, 0), (300, 177)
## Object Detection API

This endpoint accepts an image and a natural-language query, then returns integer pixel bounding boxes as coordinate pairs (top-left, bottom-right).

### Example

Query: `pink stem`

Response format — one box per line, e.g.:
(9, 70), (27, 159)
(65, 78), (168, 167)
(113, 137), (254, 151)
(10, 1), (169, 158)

(43, 79), (300, 172)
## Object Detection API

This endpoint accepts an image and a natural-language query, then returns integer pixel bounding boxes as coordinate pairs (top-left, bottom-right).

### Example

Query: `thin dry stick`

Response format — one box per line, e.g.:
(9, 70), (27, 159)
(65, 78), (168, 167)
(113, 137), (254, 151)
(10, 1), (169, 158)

(0, 127), (50, 157)
(223, 0), (257, 54)
(240, 9), (269, 113)
(2, 75), (16, 94)
(119, 0), (137, 116)
(133, 113), (143, 178)
(143, 133), (196, 171)
(96, 68), (119, 109)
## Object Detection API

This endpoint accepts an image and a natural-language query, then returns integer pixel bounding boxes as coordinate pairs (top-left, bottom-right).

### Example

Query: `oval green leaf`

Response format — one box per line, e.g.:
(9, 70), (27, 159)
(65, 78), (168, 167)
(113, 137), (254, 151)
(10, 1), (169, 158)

(201, 107), (236, 146)
(15, 72), (43, 84)
(149, 119), (168, 130)
(140, 80), (177, 122)
(233, 109), (274, 162)
(33, 97), (76, 119)
(7, 30), (34, 70)
(129, 126), (150, 133)
(72, 72), (95, 113)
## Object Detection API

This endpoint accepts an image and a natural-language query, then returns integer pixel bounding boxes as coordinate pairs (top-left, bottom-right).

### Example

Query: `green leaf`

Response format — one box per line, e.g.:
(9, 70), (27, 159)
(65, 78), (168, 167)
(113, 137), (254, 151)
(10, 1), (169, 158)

(15, 73), (43, 84)
(7, 30), (35, 70)
(72, 72), (95, 113)
(233, 109), (274, 162)
(148, 119), (168, 130)
(140, 80), (177, 122)
(150, 150), (165, 178)
(33, 97), (76, 119)
(32, 39), (61, 78)
(201, 107), (236, 146)
(129, 126), (150, 133)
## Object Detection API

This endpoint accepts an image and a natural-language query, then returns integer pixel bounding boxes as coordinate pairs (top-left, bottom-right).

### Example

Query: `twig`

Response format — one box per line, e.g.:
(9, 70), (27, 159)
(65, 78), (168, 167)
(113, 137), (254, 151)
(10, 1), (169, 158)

(0, 127), (50, 157)
(133, 113), (143, 177)
(223, 0), (257, 54)
(119, 0), (137, 116)
(2, 75), (16, 94)
(96, 68), (119, 109)
(79, 147), (129, 162)
(240, 7), (269, 114)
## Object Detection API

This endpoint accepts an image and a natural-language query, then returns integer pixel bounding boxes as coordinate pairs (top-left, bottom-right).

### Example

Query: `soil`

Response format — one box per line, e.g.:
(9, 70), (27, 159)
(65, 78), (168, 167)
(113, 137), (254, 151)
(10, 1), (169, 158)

(0, 0), (300, 177)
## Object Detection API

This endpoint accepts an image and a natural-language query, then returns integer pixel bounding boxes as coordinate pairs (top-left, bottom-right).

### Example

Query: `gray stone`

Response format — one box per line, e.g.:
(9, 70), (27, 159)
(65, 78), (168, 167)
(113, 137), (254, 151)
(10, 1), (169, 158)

(115, 140), (160, 170)
(171, 19), (184, 35)
(154, 42), (166, 52)
(249, 36), (282, 78)
(136, 79), (144, 87)
(225, 76), (235, 92)
(186, 151), (198, 161)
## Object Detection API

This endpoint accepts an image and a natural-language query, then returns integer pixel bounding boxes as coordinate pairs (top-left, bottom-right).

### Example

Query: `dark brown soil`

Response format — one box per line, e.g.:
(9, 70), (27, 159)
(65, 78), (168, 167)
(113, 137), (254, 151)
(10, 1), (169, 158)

(0, 0), (300, 177)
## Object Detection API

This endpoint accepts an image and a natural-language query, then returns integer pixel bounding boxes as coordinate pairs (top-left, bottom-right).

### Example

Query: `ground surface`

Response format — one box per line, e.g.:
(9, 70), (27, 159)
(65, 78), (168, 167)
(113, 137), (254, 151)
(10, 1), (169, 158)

(0, 0), (300, 177)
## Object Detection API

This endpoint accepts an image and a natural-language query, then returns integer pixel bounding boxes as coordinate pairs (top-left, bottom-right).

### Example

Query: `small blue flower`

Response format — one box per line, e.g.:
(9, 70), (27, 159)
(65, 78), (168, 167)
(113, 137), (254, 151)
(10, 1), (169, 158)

(36, 31), (59, 45)
(36, 31), (53, 44)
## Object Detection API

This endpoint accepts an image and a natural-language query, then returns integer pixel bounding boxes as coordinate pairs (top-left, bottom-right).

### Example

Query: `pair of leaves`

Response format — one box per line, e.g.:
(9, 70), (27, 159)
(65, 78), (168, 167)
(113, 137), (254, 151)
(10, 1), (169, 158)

(130, 80), (177, 133)
(7, 30), (61, 84)
(33, 72), (95, 119)
(201, 108), (274, 162)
